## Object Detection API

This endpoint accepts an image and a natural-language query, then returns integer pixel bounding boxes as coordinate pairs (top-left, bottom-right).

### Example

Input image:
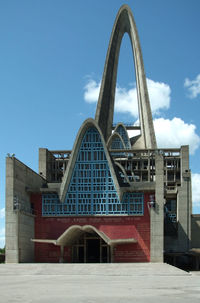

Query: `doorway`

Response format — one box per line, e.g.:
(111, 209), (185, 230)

(87, 239), (100, 262)
(72, 232), (110, 263)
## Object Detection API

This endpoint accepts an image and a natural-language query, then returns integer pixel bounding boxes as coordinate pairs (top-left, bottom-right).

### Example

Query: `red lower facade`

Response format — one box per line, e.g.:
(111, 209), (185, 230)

(31, 193), (152, 263)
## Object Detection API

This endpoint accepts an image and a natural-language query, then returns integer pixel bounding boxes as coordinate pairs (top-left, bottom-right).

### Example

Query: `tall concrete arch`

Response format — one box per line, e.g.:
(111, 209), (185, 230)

(95, 5), (157, 149)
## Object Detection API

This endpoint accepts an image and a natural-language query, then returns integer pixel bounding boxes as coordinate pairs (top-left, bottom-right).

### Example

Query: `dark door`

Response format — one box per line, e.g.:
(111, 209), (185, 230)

(86, 239), (100, 263)
(78, 246), (84, 263)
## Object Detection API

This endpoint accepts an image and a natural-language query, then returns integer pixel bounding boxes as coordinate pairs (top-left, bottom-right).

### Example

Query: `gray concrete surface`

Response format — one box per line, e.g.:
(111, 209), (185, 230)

(95, 5), (157, 148)
(0, 263), (200, 302)
(6, 157), (44, 263)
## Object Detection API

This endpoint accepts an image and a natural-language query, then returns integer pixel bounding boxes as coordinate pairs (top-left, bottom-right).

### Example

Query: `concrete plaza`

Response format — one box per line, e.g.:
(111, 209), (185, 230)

(0, 263), (200, 302)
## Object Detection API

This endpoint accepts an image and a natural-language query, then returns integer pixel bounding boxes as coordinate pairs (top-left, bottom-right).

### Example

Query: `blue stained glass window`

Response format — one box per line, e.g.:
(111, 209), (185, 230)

(110, 135), (126, 158)
(115, 125), (131, 149)
(111, 136), (124, 150)
(42, 127), (143, 216)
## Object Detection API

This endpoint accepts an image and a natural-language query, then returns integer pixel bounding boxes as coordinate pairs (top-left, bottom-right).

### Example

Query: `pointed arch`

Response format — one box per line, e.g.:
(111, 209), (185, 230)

(107, 132), (126, 150)
(114, 123), (131, 149)
(59, 118), (121, 202)
(59, 119), (144, 215)
(95, 4), (157, 149)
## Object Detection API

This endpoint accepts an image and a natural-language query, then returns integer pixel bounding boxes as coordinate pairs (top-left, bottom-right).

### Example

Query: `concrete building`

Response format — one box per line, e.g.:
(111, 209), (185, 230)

(5, 5), (196, 265)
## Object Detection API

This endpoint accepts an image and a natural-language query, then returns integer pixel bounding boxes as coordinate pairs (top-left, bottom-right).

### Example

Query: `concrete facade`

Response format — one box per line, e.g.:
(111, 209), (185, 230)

(5, 157), (44, 263)
(164, 146), (192, 253)
(5, 5), (195, 265)
(150, 154), (164, 262)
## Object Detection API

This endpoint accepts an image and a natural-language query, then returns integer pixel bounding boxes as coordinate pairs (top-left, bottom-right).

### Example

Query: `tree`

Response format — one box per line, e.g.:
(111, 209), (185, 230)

(0, 247), (5, 254)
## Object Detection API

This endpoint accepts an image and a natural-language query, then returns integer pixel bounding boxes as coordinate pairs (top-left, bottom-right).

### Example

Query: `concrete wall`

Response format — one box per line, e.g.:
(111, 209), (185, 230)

(39, 148), (55, 182)
(178, 146), (191, 251)
(164, 146), (192, 253)
(191, 214), (200, 248)
(6, 157), (18, 263)
(150, 153), (164, 262)
(18, 213), (35, 262)
(6, 157), (45, 263)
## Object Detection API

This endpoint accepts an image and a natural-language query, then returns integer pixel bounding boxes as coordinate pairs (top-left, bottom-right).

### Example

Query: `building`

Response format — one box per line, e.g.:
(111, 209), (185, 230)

(5, 5), (193, 264)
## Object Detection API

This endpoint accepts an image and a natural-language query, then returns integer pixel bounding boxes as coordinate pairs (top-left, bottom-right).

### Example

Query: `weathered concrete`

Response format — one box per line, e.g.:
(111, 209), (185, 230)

(5, 157), (45, 263)
(0, 263), (200, 303)
(95, 5), (157, 149)
(150, 154), (164, 262)
(165, 146), (192, 253)
(178, 146), (191, 251)
(39, 148), (56, 182)
(5, 157), (18, 263)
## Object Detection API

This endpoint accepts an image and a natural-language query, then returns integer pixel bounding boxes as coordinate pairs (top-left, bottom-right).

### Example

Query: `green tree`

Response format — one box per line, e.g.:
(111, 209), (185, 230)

(0, 247), (5, 254)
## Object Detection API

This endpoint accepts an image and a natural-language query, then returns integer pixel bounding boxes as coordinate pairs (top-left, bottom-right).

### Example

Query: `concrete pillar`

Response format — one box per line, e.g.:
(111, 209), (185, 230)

(177, 146), (191, 252)
(6, 155), (45, 263)
(150, 153), (164, 262)
(38, 148), (48, 180)
(5, 157), (19, 263)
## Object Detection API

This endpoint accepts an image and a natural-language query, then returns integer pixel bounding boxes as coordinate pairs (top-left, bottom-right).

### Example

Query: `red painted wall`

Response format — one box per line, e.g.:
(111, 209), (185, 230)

(31, 193), (152, 263)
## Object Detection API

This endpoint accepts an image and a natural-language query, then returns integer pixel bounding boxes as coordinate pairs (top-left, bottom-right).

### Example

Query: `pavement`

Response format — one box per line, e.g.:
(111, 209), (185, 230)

(0, 263), (200, 302)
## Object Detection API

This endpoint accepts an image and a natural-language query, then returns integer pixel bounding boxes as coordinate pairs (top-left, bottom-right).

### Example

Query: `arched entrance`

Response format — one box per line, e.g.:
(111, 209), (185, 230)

(32, 224), (137, 263)
(72, 231), (110, 263)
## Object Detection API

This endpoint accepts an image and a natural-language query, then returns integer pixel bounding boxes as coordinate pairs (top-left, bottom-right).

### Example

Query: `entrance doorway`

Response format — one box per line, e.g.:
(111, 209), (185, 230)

(87, 239), (100, 262)
(72, 232), (110, 263)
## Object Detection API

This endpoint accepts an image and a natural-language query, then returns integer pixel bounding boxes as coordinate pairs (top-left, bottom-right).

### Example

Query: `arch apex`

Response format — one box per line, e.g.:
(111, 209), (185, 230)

(95, 5), (157, 149)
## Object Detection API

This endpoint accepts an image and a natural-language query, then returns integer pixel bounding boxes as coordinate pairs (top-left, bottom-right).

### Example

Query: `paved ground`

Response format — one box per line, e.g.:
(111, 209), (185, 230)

(0, 263), (200, 302)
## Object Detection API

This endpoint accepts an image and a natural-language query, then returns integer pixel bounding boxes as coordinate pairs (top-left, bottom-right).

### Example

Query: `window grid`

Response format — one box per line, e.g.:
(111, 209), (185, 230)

(42, 192), (144, 216)
(111, 136), (126, 158)
(111, 136), (124, 150)
(115, 125), (131, 149)
(42, 128), (143, 216)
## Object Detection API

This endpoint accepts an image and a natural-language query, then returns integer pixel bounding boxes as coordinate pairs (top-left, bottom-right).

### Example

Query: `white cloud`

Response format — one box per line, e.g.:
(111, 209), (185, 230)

(184, 74), (200, 99)
(83, 78), (171, 117)
(83, 79), (101, 103)
(154, 117), (200, 155)
(0, 208), (5, 219)
(127, 117), (200, 155)
(147, 79), (170, 114)
(115, 85), (138, 117)
(0, 227), (5, 237)
(0, 227), (5, 248)
(83, 77), (200, 155)
(192, 174), (200, 209)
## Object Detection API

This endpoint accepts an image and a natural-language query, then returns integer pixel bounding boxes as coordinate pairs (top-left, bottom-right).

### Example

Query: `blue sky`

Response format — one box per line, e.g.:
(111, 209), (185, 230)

(0, 0), (200, 247)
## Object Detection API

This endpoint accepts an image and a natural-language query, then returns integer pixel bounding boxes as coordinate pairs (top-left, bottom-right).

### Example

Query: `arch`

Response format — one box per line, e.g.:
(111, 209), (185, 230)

(59, 118), (121, 202)
(95, 5), (157, 149)
(107, 132), (126, 150)
(56, 225), (137, 246)
(57, 225), (111, 246)
(114, 123), (131, 149)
